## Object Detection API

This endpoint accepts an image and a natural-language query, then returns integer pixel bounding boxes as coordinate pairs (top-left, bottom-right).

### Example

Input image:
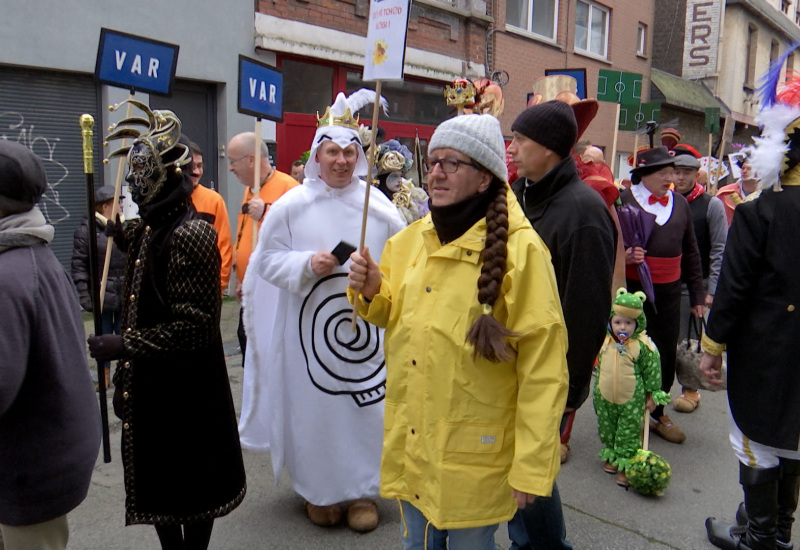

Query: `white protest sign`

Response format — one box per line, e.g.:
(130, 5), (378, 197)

(363, 0), (411, 81)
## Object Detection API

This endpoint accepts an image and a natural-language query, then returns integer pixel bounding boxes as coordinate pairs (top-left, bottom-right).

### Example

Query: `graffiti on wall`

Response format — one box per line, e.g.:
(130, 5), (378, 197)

(0, 111), (71, 223)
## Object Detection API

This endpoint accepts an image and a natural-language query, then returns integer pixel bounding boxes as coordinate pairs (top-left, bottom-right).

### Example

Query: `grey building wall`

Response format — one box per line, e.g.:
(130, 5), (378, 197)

(1, 0), (269, 255)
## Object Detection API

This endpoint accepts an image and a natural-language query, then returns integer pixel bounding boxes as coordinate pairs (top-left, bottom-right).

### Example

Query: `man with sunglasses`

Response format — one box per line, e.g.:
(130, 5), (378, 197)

(227, 132), (297, 359)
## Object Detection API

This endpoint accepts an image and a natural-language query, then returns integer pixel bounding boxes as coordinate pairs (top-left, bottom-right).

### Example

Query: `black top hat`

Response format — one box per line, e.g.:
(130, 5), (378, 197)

(631, 146), (675, 173)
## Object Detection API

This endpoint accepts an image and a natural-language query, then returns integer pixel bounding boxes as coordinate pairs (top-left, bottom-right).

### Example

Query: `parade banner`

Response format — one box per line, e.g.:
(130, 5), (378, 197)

(363, 0), (411, 81)
(545, 68), (587, 99)
(700, 156), (730, 181)
(728, 152), (746, 180)
(95, 28), (179, 96)
(619, 102), (661, 132)
(597, 70), (643, 105)
(238, 55), (284, 122)
(705, 107), (721, 133)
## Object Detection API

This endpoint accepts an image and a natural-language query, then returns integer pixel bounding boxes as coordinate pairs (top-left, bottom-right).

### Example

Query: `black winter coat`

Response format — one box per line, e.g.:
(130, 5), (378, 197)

(114, 209), (245, 525)
(71, 215), (126, 313)
(706, 187), (800, 450)
(513, 157), (617, 410)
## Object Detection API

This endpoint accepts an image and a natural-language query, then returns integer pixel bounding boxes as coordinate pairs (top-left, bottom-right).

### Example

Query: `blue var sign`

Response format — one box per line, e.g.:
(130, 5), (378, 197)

(95, 28), (179, 96)
(238, 56), (283, 121)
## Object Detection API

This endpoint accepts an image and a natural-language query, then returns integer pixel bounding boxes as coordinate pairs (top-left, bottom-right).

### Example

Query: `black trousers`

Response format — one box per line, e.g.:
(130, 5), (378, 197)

(237, 306), (247, 363)
(627, 279), (681, 418)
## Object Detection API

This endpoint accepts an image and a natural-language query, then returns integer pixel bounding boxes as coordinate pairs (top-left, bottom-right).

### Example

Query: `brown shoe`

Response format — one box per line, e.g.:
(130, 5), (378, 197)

(673, 389), (701, 413)
(603, 461), (618, 474)
(346, 499), (379, 533)
(305, 502), (342, 527)
(560, 443), (571, 464)
(615, 470), (630, 488)
(650, 414), (686, 444)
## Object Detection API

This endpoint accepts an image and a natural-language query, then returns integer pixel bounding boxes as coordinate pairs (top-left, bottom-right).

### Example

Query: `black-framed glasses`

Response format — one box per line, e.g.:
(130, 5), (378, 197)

(423, 157), (482, 174)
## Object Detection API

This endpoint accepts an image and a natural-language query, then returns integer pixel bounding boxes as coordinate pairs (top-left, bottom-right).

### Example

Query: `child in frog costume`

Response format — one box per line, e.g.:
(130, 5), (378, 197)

(593, 288), (670, 487)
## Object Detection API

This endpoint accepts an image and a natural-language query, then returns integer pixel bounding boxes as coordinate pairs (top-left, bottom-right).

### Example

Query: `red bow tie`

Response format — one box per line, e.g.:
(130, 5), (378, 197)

(648, 194), (669, 207)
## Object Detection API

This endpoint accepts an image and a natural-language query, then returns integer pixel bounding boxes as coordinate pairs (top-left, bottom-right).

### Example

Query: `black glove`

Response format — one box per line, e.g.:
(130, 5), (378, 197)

(88, 334), (124, 362)
(80, 296), (93, 312)
(105, 214), (124, 241)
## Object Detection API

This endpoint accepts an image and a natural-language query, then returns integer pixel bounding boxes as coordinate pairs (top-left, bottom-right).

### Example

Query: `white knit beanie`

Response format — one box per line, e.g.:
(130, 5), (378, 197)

(428, 114), (508, 182)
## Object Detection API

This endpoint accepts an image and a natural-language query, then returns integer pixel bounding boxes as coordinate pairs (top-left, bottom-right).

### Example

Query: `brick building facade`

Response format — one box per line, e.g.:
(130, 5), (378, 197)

(492, 0), (655, 176)
(256, 0), (656, 177)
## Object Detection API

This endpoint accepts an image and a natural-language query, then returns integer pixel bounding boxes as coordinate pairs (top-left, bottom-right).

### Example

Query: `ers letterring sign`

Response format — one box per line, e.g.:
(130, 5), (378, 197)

(95, 28), (179, 96)
(237, 55), (283, 122)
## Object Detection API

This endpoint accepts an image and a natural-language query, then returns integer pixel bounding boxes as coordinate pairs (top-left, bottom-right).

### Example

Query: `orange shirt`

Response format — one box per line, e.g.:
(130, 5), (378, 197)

(234, 170), (298, 283)
(191, 184), (233, 291)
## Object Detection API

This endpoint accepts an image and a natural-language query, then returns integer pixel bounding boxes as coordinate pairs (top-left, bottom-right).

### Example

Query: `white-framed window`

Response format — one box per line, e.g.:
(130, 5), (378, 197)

(636, 23), (646, 56)
(505, 0), (559, 41)
(574, 0), (609, 58)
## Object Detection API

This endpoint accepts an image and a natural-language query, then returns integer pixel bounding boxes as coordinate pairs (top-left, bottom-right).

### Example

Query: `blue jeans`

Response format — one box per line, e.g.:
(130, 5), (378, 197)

(507, 483), (572, 550)
(101, 310), (121, 336)
(400, 501), (498, 550)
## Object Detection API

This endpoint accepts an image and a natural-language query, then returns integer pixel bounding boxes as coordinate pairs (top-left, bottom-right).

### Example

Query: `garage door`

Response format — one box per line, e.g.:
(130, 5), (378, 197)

(0, 65), (102, 268)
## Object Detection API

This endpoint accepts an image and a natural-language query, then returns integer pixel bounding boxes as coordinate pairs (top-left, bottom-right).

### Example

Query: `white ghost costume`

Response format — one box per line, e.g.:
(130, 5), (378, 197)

(239, 92), (405, 506)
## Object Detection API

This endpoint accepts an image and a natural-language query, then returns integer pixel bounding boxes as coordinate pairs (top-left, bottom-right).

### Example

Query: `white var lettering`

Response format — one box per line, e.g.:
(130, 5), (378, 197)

(115, 50), (127, 70)
(131, 54), (142, 75)
(248, 78), (277, 103)
(148, 58), (159, 78)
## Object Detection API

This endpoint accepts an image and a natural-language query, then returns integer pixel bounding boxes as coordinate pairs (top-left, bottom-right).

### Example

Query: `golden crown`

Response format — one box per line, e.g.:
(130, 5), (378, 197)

(316, 106), (359, 130)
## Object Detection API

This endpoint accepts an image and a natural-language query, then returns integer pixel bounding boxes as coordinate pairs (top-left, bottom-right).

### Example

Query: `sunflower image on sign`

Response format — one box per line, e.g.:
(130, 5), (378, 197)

(373, 39), (388, 65)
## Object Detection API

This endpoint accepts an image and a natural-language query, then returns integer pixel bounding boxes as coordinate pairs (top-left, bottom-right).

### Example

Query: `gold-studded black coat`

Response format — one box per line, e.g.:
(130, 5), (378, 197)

(706, 186), (800, 451)
(114, 211), (246, 526)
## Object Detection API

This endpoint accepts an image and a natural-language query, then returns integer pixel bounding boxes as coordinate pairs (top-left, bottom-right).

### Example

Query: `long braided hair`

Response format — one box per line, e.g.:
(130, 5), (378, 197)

(466, 178), (519, 362)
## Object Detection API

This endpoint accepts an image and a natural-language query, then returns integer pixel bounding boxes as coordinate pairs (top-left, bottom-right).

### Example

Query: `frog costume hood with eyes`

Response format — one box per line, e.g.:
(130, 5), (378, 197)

(594, 288), (670, 472)
(610, 287), (648, 339)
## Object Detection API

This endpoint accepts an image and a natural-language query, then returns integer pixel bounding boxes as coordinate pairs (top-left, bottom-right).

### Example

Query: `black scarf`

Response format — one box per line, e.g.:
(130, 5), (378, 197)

(429, 186), (494, 244)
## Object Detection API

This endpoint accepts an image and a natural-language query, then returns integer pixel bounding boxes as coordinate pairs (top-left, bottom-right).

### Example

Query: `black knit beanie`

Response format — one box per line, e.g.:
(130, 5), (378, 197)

(511, 100), (578, 159)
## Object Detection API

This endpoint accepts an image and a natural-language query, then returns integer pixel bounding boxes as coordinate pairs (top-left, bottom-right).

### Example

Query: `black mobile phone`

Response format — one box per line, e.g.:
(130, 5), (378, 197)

(331, 241), (357, 265)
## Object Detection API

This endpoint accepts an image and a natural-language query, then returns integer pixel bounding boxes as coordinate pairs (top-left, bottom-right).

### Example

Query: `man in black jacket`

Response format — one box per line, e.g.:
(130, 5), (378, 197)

(702, 102), (800, 550)
(506, 100), (616, 550)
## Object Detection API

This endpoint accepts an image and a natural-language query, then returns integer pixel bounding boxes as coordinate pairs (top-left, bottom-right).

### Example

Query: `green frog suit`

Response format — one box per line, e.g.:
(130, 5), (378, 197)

(593, 289), (669, 468)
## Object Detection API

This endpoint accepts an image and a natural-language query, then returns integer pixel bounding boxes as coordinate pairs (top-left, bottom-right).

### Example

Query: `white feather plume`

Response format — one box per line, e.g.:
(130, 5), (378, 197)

(750, 103), (800, 190)
(346, 88), (389, 116)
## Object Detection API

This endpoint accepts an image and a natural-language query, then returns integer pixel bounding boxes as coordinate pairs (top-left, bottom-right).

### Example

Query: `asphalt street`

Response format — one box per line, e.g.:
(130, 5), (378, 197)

(59, 298), (792, 549)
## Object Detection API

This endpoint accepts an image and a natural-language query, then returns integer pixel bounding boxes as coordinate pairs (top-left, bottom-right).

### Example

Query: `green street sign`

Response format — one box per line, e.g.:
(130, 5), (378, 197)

(705, 107), (721, 133)
(597, 70), (643, 104)
(619, 102), (661, 131)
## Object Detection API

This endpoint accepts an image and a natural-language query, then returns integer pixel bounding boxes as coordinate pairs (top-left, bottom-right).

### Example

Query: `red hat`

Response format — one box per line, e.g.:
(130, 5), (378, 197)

(526, 75), (599, 139)
(672, 143), (702, 158)
(660, 128), (681, 150)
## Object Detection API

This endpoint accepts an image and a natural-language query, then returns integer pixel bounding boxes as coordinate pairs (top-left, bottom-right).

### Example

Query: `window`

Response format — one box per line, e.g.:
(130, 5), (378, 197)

(575, 1), (609, 58)
(770, 39), (780, 67)
(745, 24), (758, 87)
(636, 23), (646, 56)
(782, 0), (791, 14)
(346, 72), (448, 127)
(282, 59), (334, 114)
(506, 0), (558, 40)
